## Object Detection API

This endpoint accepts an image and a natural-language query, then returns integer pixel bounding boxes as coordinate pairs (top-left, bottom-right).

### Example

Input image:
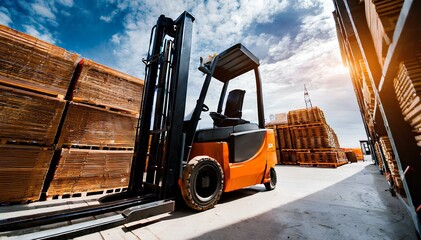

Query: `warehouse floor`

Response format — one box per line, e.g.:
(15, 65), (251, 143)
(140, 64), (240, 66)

(1, 161), (418, 240)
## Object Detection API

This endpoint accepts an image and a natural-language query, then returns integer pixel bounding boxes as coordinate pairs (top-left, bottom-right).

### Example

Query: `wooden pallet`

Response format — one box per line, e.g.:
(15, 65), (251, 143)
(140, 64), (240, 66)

(47, 187), (128, 200)
(299, 161), (348, 168)
(290, 123), (340, 149)
(287, 107), (326, 126)
(0, 84), (66, 146)
(70, 59), (144, 115)
(0, 25), (79, 96)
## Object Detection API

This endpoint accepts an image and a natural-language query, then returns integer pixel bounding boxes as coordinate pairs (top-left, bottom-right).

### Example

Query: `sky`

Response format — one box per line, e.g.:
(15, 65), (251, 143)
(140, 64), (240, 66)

(0, 0), (367, 147)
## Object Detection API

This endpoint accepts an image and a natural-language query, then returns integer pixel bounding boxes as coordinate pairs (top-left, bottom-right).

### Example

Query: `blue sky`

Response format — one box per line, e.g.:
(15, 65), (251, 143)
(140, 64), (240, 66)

(0, 0), (367, 147)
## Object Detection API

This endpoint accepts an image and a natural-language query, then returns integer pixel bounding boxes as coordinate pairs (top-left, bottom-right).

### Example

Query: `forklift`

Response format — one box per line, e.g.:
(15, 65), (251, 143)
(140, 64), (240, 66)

(0, 11), (277, 238)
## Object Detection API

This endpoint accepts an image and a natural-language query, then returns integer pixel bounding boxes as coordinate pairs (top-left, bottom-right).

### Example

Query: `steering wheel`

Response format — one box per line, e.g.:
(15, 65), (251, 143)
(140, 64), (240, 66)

(202, 103), (209, 112)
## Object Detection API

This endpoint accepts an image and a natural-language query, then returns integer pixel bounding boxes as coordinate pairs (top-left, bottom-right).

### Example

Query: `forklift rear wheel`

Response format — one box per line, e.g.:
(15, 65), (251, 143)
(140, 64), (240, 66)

(264, 168), (277, 191)
(181, 156), (224, 211)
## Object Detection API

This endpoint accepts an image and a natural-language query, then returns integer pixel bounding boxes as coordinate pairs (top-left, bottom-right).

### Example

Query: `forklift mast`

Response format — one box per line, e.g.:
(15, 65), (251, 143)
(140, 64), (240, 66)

(129, 11), (195, 200)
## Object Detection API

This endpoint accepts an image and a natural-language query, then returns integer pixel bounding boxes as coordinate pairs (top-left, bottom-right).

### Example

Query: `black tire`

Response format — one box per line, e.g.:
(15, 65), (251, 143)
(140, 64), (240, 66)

(264, 168), (277, 191)
(180, 156), (224, 211)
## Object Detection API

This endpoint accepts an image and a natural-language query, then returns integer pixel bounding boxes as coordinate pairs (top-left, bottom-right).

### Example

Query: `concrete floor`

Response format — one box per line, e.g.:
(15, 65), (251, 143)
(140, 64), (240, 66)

(1, 161), (418, 239)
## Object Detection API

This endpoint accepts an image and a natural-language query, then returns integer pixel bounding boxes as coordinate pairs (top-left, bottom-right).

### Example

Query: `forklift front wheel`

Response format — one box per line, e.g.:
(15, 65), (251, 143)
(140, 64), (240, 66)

(264, 168), (277, 191)
(181, 156), (224, 211)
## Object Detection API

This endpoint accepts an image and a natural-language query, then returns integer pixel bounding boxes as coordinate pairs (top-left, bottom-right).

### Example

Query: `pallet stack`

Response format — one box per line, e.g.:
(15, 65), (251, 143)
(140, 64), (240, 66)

(0, 25), (79, 203)
(47, 59), (143, 198)
(267, 107), (347, 167)
(379, 136), (405, 196)
(393, 54), (421, 147)
(359, 59), (375, 117)
(365, 0), (404, 66)
(266, 113), (296, 164)
(0, 25), (145, 203)
(289, 107), (347, 168)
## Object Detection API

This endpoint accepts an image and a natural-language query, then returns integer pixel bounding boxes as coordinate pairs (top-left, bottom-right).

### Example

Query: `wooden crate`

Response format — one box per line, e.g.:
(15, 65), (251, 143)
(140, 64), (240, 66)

(0, 25), (79, 96)
(47, 148), (133, 196)
(58, 102), (137, 148)
(0, 84), (66, 145)
(0, 145), (54, 203)
(287, 107), (326, 126)
(71, 59), (144, 114)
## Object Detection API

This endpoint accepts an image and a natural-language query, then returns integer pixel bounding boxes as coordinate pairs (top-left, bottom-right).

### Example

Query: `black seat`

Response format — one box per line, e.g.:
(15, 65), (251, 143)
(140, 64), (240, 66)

(210, 89), (249, 127)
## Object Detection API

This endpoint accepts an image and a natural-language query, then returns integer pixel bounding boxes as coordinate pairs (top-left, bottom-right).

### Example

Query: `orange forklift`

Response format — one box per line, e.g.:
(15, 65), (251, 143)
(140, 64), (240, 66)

(0, 11), (277, 237)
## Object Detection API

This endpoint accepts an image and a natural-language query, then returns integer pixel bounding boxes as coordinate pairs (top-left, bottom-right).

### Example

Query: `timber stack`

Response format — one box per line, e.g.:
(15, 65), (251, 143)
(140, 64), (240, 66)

(0, 25), (144, 204)
(266, 107), (347, 167)
(379, 136), (405, 196)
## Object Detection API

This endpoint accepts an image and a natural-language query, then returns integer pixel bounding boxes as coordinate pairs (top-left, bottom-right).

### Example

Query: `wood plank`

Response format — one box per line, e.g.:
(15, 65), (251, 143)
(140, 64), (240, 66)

(47, 148), (133, 196)
(71, 59), (144, 114)
(58, 102), (137, 148)
(0, 84), (66, 145)
(0, 145), (54, 203)
(0, 25), (79, 96)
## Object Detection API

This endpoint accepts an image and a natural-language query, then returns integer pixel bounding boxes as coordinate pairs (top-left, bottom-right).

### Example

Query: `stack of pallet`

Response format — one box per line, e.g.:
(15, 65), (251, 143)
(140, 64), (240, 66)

(374, 141), (385, 172)
(47, 59), (143, 198)
(0, 25), (79, 203)
(359, 59), (375, 117)
(266, 114), (294, 164)
(379, 136), (405, 196)
(289, 107), (347, 167)
(267, 107), (347, 167)
(364, 0), (404, 66)
(393, 55), (421, 147)
(0, 25), (145, 203)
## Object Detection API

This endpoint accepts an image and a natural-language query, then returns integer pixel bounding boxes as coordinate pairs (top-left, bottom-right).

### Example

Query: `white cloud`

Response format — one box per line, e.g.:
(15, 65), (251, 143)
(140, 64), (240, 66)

(23, 24), (56, 44)
(57, 0), (74, 7)
(0, 7), (12, 26)
(100, 10), (118, 23)
(32, 2), (56, 20)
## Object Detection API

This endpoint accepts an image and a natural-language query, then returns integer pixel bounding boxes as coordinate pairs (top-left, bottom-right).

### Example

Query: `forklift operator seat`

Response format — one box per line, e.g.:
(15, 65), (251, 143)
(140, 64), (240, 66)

(210, 89), (249, 127)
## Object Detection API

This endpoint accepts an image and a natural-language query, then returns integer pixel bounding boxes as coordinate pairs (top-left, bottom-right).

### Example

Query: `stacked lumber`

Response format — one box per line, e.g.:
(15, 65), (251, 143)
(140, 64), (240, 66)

(290, 124), (340, 149)
(0, 145), (54, 203)
(0, 26), (77, 203)
(71, 59), (144, 114)
(379, 136), (405, 196)
(267, 107), (346, 167)
(0, 25), (145, 202)
(287, 107), (326, 125)
(393, 55), (421, 146)
(49, 59), (143, 197)
(47, 149), (132, 196)
(58, 102), (137, 148)
(0, 85), (65, 145)
(364, 0), (404, 66)
(359, 59), (375, 117)
(289, 107), (347, 168)
(374, 141), (385, 171)
(0, 25), (79, 97)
